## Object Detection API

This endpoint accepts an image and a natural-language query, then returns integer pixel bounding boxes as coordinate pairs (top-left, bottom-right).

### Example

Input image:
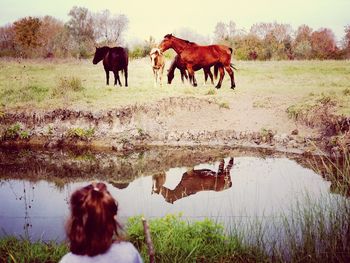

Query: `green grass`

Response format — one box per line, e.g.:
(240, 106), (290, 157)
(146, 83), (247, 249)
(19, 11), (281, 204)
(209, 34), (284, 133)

(0, 59), (349, 115)
(127, 214), (266, 263)
(0, 236), (68, 263)
(66, 127), (95, 140)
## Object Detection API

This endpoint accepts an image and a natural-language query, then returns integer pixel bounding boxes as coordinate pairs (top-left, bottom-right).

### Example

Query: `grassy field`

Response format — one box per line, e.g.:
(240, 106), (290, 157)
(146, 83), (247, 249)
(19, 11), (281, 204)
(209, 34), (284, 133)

(0, 58), (349, 115)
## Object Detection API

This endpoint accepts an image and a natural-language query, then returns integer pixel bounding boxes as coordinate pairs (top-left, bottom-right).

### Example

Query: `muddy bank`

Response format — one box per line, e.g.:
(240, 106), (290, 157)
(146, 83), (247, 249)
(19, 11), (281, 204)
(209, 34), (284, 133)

(0, 97), (321, 154)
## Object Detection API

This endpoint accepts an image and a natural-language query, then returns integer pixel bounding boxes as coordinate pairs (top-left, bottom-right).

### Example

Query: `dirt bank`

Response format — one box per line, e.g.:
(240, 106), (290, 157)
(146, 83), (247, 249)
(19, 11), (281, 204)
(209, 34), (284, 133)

(0, 96), (348, 154)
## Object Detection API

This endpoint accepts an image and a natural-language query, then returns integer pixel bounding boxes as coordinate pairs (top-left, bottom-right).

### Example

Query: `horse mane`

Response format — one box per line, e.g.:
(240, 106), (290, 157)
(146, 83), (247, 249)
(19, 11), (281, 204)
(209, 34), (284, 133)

(164, 34), (196, 45)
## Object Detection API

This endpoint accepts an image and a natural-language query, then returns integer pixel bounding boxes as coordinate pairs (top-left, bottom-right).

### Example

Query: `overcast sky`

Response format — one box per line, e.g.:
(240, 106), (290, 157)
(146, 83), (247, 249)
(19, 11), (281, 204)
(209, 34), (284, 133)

(1, 0), (349, 43)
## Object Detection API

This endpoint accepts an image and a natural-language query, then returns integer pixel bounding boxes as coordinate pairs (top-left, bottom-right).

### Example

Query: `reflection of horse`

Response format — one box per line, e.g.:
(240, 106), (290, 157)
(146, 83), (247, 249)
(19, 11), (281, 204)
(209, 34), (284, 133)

(92, 46), (128, 86)
(159, 34), (236, 89)
(167, 54), (214, 85)
(152, 158), (234, 203)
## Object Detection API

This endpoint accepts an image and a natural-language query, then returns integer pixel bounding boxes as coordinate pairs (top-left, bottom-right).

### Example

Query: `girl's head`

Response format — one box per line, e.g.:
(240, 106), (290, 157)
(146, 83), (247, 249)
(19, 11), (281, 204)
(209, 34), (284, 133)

(66, 182), (121, 256)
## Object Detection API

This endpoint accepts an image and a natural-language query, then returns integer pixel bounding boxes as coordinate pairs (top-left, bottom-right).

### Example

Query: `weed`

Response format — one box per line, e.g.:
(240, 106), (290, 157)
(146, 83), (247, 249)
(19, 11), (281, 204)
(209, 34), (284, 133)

(52, 76), (84, 97)
(2, 123), (30, 140)
(66, 127), (95, 140)
(218, 101), (230, 109)
(343, 88), (350, 96)
(206, 88), (216, 95)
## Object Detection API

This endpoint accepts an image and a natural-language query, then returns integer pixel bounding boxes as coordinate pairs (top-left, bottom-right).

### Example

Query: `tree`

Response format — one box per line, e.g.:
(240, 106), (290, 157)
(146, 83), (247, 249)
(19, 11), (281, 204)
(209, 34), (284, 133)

(250, 22), (293, 60)
(213, 20), (236, 42)
(13, 16), (42, 57)
(0, 24), (15, 56)
(343, 25), (350, 58)
(234, 34), (263, 60)
(93, 10), (128, 46)
(310, 28), (337, 59)
(38, 16), (65, 57)
(65, 6), (94, 58)
(174, 27), (210, 44)
(214, 22), (228, 41)
(293, 25), (313, 59)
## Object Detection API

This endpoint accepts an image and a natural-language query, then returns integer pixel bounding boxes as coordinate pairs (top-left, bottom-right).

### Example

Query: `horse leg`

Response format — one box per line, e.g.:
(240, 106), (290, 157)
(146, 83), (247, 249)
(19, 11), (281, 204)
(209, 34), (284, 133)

(215, 66), (225, 89)
(208, 69), (214, 85)
(105, 70), (109, 85)
(153, 69), (157, 87)
(180, 69), (186, 83)
(117, 72), (122, 86)
(159, 65), (164, 87)
(224, 65), (236, 89)
(113, 71), (119, 86)
(187, 66), (197, 87)
(203, 69), (208, 86)
(124, 67), (128, 87)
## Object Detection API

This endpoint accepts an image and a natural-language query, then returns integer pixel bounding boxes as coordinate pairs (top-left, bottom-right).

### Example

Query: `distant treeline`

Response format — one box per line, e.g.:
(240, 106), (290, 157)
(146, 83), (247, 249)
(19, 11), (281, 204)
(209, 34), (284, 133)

(0, 6), (349, 60)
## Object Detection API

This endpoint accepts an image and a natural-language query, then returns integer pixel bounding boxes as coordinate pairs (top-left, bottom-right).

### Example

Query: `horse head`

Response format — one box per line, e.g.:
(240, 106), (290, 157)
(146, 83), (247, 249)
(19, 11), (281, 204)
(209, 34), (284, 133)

(159, 34), (175, 52)
(92, 46), (108, 65)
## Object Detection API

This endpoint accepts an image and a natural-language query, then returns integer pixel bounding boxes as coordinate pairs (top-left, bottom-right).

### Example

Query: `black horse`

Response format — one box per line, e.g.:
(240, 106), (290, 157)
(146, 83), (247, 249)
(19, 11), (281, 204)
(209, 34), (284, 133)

(92, 46), (128, 87)
(167, 54), (215, 85)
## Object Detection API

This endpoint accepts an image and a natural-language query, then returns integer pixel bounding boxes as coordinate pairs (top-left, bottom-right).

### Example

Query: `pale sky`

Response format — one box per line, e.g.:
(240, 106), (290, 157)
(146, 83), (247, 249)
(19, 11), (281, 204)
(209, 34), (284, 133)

(1, 0), (349, 43)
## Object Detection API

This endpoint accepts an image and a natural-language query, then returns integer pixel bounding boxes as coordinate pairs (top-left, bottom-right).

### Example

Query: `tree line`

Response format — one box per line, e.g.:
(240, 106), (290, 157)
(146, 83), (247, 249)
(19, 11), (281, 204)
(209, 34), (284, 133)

(214, 21), (350, 60)
(1, 6), (349, 60)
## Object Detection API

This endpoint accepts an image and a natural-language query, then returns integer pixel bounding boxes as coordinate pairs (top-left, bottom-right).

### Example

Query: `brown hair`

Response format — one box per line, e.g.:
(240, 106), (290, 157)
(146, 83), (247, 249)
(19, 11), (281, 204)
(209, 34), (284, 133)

(66, 182), (122, 256)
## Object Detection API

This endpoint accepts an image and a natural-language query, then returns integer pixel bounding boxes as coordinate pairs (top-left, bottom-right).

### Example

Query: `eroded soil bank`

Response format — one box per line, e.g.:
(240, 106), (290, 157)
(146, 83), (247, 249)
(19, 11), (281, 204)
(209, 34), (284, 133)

(0, 97), (349, 155)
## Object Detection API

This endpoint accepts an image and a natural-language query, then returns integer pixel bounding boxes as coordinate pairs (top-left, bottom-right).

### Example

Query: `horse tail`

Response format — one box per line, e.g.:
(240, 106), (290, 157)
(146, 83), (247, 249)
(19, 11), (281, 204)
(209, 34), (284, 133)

(230, 63), (238, 71)
(214, 64), (219, 80)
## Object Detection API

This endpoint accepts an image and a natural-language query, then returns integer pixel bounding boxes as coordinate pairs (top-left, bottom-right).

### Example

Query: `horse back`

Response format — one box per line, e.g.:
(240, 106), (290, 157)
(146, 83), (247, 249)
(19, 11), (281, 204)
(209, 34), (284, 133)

(103, 47), (128, 70)
(181, 44), (232, 66)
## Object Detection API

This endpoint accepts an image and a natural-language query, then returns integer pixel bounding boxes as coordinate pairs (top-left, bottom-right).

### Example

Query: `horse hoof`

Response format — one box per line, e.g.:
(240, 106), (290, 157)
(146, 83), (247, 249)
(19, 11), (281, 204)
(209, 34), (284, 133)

(215, 86), (221, 89)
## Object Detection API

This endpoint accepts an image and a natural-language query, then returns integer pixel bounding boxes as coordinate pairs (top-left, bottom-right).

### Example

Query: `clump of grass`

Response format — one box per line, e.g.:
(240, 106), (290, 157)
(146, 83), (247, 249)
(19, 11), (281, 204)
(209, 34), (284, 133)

(52, 76), (84, 97)
(206, 88), (216, 95)
(66, 127), (95, 140)
(269, 195), (350, 262)
(309, 146), (350, 196)
(343, 88), (350, 96)
(0, 236), (68, 262)
(127, 214), (266, 263)
(2, 123), (30, 140)
(218, 101), (230, 109)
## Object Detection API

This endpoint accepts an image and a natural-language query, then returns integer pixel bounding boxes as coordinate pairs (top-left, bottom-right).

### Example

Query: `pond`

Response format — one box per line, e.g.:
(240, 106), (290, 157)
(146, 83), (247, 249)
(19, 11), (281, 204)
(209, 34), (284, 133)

(0, 146), (343, 242)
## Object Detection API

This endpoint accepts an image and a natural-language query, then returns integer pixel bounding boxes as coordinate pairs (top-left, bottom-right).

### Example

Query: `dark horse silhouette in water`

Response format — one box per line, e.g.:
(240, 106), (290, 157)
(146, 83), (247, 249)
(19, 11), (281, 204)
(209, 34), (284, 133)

(167, 54), (215, 85)
(152, 158), (234, 204)
(159, 34), (236, 89)
(92, 46), (128, 86)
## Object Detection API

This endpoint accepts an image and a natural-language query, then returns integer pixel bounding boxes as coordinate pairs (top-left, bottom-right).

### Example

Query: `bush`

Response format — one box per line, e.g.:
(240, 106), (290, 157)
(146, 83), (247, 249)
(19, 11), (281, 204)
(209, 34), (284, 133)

(52, 76), (84, 97)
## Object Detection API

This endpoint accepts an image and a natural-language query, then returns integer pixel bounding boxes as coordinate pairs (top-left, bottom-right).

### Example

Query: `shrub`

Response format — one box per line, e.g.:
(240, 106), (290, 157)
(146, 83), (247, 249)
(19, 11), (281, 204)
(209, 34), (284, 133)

(66, 127), (95, 140)
(52, 76), (84, 97)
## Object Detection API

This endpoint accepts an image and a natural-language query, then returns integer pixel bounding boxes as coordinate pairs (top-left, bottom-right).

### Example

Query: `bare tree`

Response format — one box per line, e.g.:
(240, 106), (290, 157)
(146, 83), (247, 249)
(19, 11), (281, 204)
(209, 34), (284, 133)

(214, 22), (228, 41)
(174, 27), (210, 44)
(38, 16), (65, 57)
(93, 9), (129, 46)
(0, 24), (15, 56)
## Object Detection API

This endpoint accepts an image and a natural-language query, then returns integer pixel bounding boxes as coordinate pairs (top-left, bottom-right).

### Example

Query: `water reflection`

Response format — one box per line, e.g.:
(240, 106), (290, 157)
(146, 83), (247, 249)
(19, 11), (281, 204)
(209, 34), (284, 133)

(0, 147), (345, 241)
(152, 158), (234, 203)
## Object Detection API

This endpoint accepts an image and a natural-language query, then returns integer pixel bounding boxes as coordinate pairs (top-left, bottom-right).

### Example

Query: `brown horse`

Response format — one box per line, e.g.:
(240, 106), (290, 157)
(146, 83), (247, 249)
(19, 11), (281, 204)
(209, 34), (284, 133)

(167, 54), (215, 85)
(152, 158), (234, 204)
(159, 34), (236, 89)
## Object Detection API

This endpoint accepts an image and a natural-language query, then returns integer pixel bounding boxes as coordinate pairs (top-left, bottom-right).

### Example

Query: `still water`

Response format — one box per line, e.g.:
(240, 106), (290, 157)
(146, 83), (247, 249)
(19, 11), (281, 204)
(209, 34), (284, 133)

(0, 147), (338, 241)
